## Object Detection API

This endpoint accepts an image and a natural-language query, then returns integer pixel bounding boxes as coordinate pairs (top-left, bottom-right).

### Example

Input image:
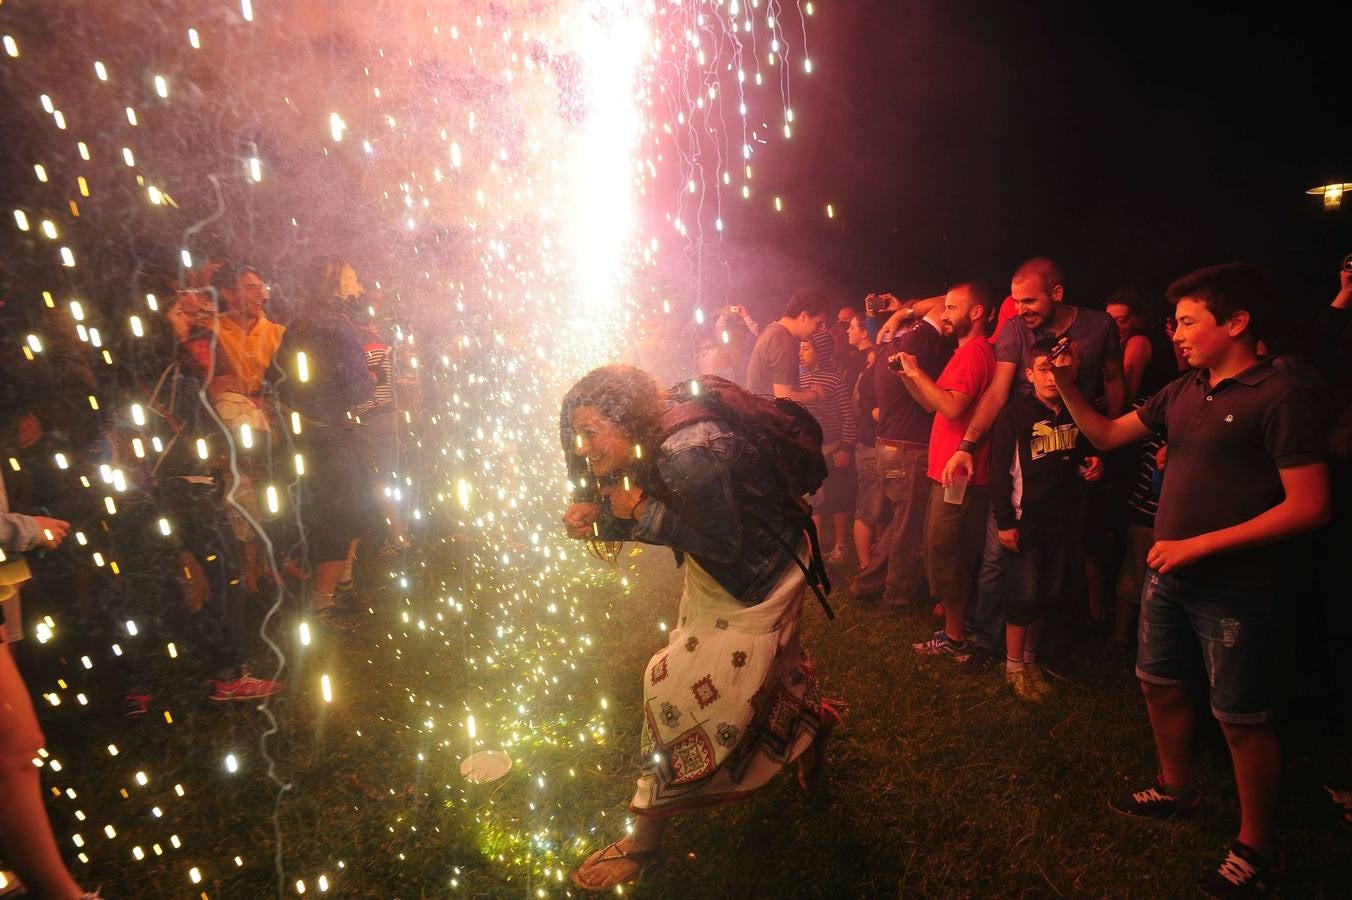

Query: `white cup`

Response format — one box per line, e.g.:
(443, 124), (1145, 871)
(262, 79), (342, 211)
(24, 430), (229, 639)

(944, 470), (970, 505)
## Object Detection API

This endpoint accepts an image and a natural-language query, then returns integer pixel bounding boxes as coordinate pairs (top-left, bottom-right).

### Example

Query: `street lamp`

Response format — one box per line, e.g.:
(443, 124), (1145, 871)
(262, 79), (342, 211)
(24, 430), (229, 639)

(1306, 182), (1352, 210)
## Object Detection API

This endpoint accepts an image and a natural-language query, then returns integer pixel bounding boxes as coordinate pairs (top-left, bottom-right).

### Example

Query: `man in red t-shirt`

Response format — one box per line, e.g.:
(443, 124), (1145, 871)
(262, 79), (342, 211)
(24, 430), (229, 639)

(891, 281), (998, 655)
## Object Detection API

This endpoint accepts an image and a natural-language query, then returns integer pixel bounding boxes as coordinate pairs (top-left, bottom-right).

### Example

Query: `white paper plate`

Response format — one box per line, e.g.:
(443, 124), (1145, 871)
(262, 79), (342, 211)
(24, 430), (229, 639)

(460, 750), (513, 783)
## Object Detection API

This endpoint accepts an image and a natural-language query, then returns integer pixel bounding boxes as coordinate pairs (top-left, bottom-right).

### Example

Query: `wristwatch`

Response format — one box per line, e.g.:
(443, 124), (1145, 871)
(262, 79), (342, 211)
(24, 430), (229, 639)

(958, 439), (975, 453)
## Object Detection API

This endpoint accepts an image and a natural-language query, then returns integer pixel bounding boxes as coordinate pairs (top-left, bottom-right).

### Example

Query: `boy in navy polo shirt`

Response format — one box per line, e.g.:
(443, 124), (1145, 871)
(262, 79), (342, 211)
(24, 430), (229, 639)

(1049, 263), (1330, 897)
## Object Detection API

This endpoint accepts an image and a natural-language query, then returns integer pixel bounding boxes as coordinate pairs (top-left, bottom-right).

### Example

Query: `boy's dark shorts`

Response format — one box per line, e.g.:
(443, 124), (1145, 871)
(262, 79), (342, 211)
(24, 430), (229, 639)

(1135, 568), (1276, 725)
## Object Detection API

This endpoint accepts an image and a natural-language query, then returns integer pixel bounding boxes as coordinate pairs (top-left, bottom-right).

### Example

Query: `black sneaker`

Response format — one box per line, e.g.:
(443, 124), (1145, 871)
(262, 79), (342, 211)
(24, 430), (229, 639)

(1198, 841), (1282, 898)
(1110, 776), (1202, 819)
(958, 647), (998, 674)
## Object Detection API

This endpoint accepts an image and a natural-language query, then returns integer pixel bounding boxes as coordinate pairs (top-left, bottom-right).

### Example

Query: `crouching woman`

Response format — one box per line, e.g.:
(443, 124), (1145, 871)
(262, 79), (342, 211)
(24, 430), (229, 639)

(560, 365), (836, 891)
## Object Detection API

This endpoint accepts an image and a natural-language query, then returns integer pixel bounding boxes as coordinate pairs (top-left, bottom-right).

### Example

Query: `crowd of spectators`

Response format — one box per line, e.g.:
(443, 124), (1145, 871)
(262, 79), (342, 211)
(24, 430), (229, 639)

(641, 254), (1350, 896)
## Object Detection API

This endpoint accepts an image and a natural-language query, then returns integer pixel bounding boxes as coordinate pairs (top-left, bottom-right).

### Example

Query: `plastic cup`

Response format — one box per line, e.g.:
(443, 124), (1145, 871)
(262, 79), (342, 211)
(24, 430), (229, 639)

(944, 470), (970, 505)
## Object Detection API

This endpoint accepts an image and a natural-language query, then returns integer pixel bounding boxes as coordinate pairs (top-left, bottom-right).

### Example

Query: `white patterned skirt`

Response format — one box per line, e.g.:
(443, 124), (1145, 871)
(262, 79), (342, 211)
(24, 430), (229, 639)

(630, 548), (825, 817)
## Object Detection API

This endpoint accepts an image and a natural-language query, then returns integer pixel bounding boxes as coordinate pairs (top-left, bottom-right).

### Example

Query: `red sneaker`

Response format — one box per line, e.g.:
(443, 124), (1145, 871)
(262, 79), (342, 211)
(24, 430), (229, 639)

(123, 693), (152, 717)
(210, 674), (283, 702)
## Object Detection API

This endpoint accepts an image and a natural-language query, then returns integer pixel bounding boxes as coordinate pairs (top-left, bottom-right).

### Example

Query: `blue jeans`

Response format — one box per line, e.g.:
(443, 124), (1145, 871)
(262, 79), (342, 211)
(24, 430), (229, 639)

(967, 510), (1009, 652)
(1135, 568), (1277, 724)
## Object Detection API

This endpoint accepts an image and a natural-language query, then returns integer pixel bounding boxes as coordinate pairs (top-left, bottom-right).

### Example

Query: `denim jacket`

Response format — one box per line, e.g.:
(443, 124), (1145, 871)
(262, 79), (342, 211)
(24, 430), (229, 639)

(595, 417), (808, 605)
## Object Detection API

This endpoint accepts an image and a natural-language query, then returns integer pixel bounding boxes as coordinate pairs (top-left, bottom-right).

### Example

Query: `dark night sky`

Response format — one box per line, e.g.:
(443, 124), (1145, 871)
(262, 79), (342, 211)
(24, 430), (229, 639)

(715, 0), (1352, 322)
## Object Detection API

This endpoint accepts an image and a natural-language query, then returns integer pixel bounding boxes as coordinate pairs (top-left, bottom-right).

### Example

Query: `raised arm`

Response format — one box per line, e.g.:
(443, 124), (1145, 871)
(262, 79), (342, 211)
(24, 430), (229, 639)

(893, 351), (974, 420)
(876, 295), (943, 344)
(1049, 360), (1150, 451)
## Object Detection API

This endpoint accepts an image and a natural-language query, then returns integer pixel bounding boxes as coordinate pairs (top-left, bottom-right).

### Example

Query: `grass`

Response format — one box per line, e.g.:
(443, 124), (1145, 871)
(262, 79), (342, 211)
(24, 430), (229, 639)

(27, 544), (1352, 898)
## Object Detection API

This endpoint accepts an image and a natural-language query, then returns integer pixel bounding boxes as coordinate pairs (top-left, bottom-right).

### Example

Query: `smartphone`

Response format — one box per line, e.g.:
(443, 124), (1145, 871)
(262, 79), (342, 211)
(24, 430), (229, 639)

(1047, 335), (1073, 361)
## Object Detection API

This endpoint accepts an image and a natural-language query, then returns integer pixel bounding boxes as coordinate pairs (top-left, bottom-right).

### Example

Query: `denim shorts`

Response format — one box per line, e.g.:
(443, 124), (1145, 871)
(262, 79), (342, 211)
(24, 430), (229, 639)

(1135, 568), (1276, 724)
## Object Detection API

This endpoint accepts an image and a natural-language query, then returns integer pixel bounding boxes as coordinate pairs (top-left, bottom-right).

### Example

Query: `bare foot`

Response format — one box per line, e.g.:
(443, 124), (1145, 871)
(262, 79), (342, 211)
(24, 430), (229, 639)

(571, 839), (655, 891)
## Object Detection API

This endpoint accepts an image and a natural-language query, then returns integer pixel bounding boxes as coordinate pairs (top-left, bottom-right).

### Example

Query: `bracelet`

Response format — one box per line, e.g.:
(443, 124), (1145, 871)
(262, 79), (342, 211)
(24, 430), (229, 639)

(957, 439), (975, 453)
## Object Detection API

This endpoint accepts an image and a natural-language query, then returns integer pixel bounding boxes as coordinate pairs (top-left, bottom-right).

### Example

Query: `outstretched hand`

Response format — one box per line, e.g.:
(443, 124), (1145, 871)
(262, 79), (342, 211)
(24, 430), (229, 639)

(32, 516), (71, 549)
(563, 503), (601, 539)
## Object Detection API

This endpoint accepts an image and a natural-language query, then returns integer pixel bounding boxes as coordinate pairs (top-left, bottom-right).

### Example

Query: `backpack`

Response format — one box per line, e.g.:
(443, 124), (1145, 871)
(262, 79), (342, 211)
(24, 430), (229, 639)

(655, 375), (834, 618)
(659, 376), (828, 497)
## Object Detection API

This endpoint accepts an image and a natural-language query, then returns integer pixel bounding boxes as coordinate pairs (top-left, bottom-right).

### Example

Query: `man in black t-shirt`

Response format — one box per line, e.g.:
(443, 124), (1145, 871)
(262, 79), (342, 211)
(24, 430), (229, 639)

(1050, 263), (1330, 897)
(849, 303), (953, 605)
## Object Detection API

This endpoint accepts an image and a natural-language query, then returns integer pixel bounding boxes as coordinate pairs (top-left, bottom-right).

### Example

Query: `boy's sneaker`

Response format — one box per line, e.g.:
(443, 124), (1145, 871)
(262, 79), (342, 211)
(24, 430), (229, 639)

(913, 630), (965, 655)
(1005, 667), (1041, 702)
(210, 674), (283, 702)
(1111, 775), (1202, 819)
(1198, 841), (1282, 898)
(122, 692), (152, 717)
(1023, 663), (1051, 699)
(959, 647), (999, 674)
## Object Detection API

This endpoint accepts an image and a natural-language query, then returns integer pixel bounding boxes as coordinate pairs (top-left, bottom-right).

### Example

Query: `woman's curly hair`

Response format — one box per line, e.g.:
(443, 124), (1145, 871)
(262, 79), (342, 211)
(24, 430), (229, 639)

(559, 365), (668, 562)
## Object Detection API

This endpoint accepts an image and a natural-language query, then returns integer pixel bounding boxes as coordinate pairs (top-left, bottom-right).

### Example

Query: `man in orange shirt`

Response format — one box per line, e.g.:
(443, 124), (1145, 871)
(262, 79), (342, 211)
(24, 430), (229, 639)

(207, 264), (285, 593)
(209, 264), (285, 399)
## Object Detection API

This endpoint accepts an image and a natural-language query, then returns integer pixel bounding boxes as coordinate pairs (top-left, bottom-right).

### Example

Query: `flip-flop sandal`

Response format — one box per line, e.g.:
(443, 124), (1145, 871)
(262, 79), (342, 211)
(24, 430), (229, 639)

(570, 841), (657, 892)
(797, 701), (842, 790)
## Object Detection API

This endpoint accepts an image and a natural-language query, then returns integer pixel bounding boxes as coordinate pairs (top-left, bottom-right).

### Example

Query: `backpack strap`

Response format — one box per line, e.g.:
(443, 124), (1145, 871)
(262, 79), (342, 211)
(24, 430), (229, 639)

(654, 400), (716, 444)
(746, 509), (835, 621)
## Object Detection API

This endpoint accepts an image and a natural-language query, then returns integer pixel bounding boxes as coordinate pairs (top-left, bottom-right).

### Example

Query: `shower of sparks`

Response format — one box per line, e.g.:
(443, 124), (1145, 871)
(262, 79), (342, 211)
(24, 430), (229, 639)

(0, 0), (812, 892)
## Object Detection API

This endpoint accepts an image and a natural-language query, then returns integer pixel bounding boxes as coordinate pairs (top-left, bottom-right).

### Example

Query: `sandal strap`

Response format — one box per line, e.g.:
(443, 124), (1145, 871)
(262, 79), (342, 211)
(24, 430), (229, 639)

(593, 841), (658, 865)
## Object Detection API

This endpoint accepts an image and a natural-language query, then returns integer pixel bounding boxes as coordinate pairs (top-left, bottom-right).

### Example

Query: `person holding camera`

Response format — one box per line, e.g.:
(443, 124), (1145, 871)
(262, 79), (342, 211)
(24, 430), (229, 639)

(849, 293), (953, 607)
(708, 304), (759, 384)
(1049, 263), (1330, 896)
(891, 282), (998, 655)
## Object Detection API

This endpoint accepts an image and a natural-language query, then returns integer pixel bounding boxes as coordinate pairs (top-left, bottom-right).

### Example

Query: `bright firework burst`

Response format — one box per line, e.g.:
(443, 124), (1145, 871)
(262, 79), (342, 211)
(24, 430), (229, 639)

(0, 0), (811, 891)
